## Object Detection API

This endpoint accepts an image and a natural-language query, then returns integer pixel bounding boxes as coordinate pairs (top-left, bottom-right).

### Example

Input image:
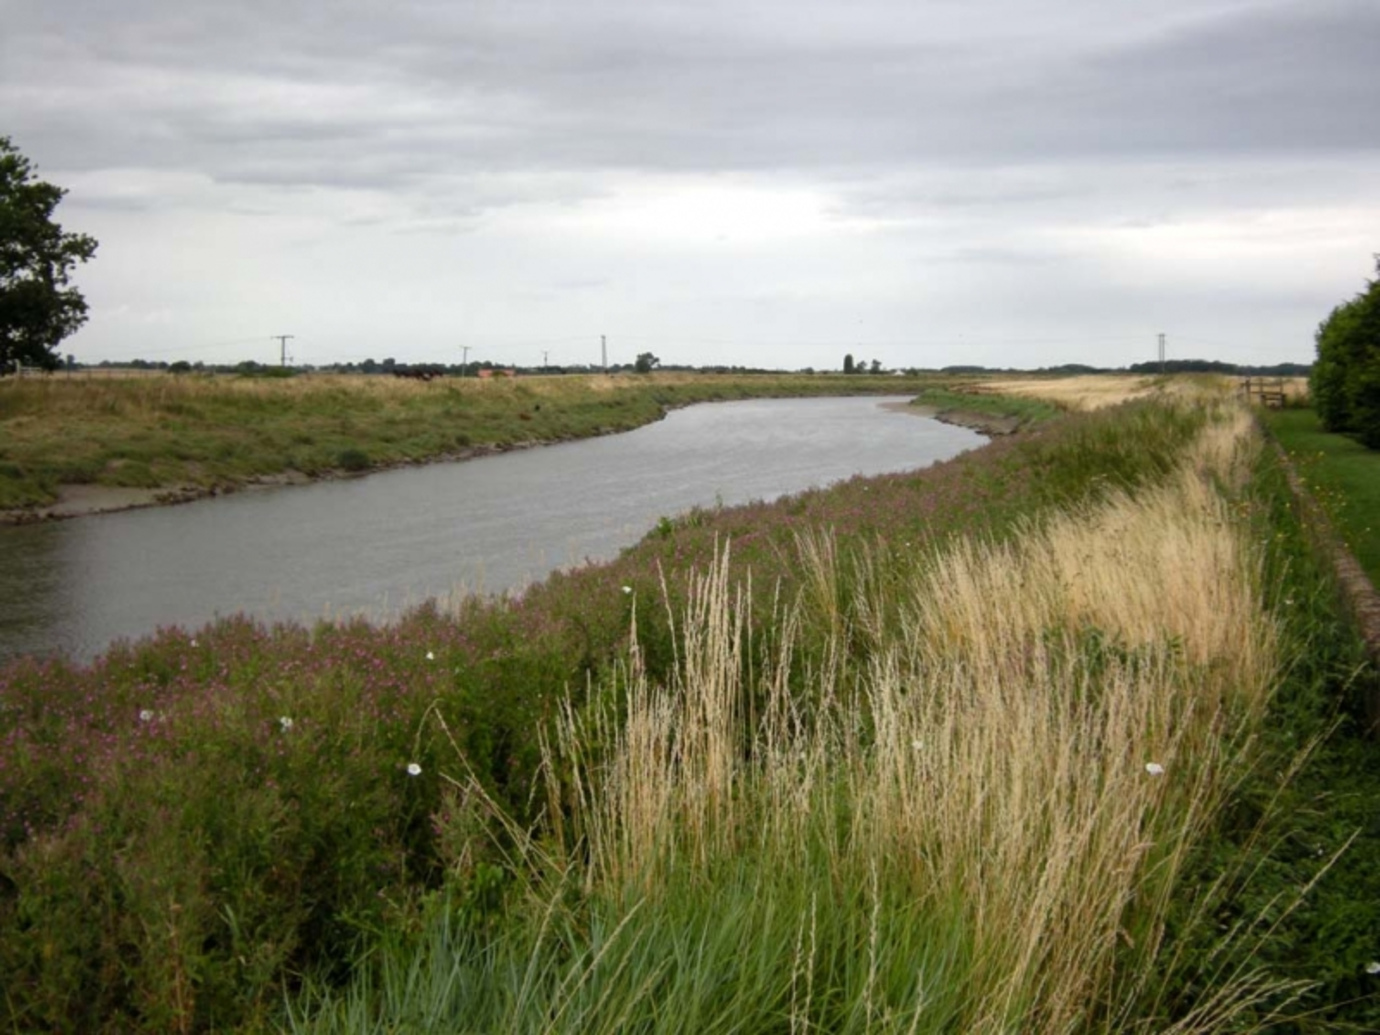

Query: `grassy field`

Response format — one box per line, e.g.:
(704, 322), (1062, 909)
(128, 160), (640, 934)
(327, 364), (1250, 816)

(1264, 407), (1380, 585)
(0, 370), (944, 511)
(4, 387), (1378, 1031)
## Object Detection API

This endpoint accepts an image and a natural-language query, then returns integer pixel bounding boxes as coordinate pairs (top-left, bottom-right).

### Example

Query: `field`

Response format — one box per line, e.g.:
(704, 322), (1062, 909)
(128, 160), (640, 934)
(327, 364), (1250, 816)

(0, 370), (944, 512)
(1, 382), (1377, 1032)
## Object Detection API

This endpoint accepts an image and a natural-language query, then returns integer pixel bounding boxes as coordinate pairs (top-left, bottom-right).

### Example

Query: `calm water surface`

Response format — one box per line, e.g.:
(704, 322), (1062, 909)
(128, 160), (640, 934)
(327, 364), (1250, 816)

(0, 396), (984, 662)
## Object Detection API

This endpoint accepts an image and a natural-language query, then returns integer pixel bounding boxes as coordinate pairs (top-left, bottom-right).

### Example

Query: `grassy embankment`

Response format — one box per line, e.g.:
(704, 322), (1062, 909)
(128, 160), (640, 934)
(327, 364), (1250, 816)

(2, 383), (1378, 1031)
(1264, 406), (1380, 584)
(0, 371), (945, 512)
(909, 385), (1062, 431)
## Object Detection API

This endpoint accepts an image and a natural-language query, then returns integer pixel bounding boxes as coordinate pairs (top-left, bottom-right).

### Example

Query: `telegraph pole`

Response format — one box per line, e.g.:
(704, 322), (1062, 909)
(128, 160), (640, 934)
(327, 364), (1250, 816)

(542, 350), (549, 371)
(601, 335), (607, 373)
(273, 334), (294, 368)
(461, 345), (470, 376)
(1157, 332), (1166, 374)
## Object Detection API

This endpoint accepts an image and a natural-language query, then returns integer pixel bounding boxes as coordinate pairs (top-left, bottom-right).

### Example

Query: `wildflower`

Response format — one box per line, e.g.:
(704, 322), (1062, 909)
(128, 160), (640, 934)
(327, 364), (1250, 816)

(621, 585), (633, 594)
(911, 739), (923, 752)
(1367, 961), (1380, 976)
(1144, 762), (1165, 776)
(407, 762), (422, 777)
(138, 709), (155, 722)
(189, 638), (198, 648)
(425, 650), (435, 661)
(279, 716), (294, 732)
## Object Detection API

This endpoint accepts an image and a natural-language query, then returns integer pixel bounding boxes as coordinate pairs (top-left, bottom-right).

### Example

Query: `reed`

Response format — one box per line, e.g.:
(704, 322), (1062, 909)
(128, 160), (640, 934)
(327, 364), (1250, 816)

(295, 403), (1295, 1033)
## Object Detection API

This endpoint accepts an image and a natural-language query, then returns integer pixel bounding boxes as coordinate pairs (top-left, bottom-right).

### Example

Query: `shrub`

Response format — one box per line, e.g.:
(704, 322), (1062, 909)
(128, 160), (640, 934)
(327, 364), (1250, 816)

(1311, 261), (1380, 448)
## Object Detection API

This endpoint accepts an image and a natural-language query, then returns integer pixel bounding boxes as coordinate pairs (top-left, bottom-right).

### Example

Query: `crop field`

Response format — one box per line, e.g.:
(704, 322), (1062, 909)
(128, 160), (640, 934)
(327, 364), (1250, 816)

(1, 387), (1377, 1032)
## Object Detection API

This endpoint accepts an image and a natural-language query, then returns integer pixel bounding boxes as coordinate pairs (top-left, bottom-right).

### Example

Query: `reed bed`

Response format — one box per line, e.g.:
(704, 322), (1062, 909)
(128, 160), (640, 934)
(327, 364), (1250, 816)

(297, 403), (1291, 1033)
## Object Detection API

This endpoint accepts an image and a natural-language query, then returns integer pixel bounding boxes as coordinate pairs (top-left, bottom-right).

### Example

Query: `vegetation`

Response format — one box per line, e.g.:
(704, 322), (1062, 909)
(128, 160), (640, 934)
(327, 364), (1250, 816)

(1265, 407), (1380, 586)
(0, 371), (942, 511)
(1310, 259), (1380, 448)
(909, 384), (1062, 427)
(0, 136), (98, 373)
(3, 390), (1376, 1031)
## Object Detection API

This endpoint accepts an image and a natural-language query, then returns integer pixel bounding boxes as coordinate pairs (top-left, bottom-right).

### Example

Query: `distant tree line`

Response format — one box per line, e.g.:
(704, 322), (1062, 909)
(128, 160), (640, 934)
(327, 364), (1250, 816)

(1127, 359), (1313, 377)
(1311, 258), (1380, 449)
(71, 354), (1314, 381)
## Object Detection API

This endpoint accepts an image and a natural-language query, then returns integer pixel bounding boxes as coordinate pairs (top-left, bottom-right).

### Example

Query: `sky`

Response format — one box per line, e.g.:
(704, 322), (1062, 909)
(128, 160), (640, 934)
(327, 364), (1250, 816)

(2, 0), (1376, 372)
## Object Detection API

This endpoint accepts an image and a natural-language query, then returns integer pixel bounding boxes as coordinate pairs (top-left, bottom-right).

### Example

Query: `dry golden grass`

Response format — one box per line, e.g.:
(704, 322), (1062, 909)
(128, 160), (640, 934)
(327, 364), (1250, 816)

(541, 401), (1282, 1030)
(973, 373), (1235, 411)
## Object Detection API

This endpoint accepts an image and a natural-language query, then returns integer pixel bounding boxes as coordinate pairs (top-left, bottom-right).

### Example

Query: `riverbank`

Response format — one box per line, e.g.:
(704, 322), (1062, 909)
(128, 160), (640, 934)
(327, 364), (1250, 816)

(0, 371), (954, 522)
(6, 394), (1377, 1031)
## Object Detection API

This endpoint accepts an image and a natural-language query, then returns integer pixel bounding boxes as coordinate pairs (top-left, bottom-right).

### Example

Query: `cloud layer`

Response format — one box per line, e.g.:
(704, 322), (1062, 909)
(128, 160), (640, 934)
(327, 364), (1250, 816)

(4, 0), (1376, 369)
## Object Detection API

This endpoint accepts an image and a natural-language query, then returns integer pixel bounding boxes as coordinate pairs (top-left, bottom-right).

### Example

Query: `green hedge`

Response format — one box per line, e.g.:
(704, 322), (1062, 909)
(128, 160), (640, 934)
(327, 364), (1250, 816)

(1311, 260), (1380, 449)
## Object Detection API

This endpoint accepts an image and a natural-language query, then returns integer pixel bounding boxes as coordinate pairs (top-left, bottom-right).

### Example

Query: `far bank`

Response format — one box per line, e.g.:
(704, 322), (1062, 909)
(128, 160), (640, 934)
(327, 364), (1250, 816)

(2, 371), (982, 521)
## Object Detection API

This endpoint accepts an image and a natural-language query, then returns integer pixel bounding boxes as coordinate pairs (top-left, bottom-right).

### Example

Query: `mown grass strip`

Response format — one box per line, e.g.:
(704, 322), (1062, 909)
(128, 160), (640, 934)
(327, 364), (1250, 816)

(1264, 407), (1380, 586)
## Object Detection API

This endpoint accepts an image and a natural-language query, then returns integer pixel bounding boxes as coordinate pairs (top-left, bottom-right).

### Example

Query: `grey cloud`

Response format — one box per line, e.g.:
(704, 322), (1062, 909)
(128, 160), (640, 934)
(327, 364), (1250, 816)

(5, 0), (1375, 200)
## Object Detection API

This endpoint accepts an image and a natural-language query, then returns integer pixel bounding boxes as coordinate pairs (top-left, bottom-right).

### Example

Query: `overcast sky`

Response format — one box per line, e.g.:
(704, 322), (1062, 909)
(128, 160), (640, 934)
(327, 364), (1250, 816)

(3, 0), (1376, 371)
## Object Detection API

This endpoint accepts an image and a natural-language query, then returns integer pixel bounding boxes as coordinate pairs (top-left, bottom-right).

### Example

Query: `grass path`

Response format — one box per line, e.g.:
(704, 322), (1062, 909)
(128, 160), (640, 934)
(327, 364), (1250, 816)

(1265, 408), (1380, 585)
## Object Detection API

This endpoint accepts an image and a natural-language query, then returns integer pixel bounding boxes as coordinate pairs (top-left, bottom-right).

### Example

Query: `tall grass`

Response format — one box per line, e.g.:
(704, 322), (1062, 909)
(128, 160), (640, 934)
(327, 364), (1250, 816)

(296, 404), (1293, 1033)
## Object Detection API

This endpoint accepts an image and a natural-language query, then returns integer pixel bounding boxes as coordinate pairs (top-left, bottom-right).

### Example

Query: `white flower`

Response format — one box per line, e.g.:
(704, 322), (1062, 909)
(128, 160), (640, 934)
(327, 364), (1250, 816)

(406, 762), (422, 777)
(189, 638), (198, 648)
(279, 716), (294, 732)
(621, 585), (633, 594)
(138, 709), (155, 722)
(911, 739), (923, 752)
(1145, 762), (1165, 776)
(1366, 961), (1380, 976)
(425, 650), (435, 661)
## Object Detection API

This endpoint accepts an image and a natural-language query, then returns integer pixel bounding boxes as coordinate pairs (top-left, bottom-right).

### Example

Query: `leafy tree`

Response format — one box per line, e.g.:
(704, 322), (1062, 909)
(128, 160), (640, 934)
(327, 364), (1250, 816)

(0, 137), (97, 372)
(634, 351), (660, 374)
(870, 359), (882, 374)
(1312, 258), (1380, 448)
(843, 353), (855, 374)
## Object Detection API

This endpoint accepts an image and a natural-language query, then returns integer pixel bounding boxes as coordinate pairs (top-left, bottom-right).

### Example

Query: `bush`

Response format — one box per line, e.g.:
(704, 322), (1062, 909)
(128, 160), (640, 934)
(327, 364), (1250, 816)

(1311, 261), (1380, 448)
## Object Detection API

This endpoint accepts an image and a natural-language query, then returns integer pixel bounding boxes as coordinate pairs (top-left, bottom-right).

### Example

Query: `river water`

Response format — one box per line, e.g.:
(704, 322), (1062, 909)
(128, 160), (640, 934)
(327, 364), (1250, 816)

(0, 396), (985, 663)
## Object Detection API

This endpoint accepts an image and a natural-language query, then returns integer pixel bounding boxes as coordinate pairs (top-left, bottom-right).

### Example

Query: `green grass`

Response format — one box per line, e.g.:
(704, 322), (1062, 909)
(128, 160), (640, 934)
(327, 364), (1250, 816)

(1264, 407), (1380, 585)
(5, 396), (1379, 1032)
(0, 372), (952, 510)
(1151, 434), (1380, 1033)
(909, 385), (1063, 426)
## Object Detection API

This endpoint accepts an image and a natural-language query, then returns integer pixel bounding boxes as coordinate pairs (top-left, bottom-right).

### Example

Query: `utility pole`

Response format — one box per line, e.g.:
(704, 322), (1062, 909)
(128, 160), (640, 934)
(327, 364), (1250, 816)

(601, 335), (607, 373)
(1157, 332), (1166, 374)
(542, 350), (549, 371)
(273, 334), (294, 368)
(461, 345), (470, 376)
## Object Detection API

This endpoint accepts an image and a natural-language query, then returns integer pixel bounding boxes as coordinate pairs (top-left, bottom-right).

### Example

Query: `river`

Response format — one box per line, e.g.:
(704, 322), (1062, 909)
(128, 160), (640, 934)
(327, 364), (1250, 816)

(0, 396), (985, 663)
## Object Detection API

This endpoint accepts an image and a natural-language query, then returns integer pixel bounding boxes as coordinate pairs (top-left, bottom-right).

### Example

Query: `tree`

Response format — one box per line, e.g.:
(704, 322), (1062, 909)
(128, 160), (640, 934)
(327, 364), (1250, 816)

(0, 137), (98, 372)
(843, 353), (855, 374)
(1311, 257), (1380, 448)
(634, 351), (660, 374)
